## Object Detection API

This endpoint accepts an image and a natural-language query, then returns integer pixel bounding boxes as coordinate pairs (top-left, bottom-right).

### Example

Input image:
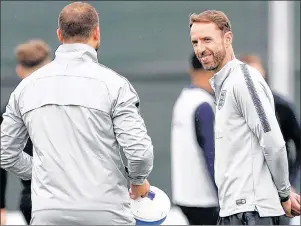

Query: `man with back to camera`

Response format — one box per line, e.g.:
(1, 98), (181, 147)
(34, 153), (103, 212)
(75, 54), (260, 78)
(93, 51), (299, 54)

(189, 10), (300, 225)
(0, 39), (52, 225)
(0, 2), (154, 225)
(171, 53), (219, 225)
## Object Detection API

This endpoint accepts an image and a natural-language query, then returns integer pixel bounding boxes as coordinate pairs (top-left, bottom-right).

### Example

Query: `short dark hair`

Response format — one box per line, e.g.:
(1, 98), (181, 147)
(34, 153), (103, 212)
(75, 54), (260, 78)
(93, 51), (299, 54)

(15, 39), (51, 68)
(58, 2), (99, 41)
(190, 53), (204, 71)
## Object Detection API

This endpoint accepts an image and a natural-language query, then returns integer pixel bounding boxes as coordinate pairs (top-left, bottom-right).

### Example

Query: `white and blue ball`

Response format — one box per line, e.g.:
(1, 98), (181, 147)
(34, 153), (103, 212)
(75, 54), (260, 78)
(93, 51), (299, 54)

(130, 186), (171, 225)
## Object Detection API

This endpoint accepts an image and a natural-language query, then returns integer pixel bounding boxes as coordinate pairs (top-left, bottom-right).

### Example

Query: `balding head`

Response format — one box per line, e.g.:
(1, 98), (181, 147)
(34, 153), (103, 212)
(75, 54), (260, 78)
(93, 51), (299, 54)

(57, 2), (100, 49)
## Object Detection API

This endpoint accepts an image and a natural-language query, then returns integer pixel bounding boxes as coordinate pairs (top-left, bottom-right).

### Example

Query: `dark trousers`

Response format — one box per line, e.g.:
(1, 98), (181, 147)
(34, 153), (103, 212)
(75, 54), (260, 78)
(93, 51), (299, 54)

(177, 205), (219, 225)
(19, 193), (31, 225)
(279, 215), (291, 225)
(217, 212), (280, 225)
(19, 181), (32, 225)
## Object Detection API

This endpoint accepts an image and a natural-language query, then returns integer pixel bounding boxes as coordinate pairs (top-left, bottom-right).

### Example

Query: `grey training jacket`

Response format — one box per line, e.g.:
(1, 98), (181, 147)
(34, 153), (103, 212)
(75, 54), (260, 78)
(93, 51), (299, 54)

(209, 59), (290, 217)
(0, 44), (154, 223)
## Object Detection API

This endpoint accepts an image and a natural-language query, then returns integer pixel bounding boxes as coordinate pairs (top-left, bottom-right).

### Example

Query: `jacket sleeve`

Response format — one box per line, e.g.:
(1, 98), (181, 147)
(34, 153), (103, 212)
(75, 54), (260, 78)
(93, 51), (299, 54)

(233, 67), (291, 199)
(112, 81), (154, 185)
(1, 91), (32, 180)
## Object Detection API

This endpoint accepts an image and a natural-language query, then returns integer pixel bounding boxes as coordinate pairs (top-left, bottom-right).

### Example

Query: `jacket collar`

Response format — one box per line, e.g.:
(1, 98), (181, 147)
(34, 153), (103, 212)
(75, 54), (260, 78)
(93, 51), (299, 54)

(209, 59), (240, 98)
(54, 43), (98, 63)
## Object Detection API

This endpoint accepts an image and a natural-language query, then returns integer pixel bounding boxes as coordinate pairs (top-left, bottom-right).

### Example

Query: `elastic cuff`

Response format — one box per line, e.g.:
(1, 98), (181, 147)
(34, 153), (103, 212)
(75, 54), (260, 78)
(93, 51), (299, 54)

(124, 167), (146, 185)
(129, 176), (146, 185)
(280, 195), (290, 203)
(278, 186), (291, 199)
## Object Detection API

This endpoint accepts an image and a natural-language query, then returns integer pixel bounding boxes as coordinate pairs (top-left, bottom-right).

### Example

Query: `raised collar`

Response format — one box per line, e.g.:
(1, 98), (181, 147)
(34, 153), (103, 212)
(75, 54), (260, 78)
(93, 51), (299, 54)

(54, 43), (98, 63)
(209, 59), (240, 97)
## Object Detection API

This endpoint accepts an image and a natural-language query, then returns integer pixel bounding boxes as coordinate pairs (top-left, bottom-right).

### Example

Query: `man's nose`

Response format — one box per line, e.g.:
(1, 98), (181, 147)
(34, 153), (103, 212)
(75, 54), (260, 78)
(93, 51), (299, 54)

(195, 42), (205, 56)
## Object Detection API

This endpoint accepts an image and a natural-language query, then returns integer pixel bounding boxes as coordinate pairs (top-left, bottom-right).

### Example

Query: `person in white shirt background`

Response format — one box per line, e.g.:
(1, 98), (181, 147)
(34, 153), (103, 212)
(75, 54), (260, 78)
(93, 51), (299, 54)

(171, 52), (219, 225)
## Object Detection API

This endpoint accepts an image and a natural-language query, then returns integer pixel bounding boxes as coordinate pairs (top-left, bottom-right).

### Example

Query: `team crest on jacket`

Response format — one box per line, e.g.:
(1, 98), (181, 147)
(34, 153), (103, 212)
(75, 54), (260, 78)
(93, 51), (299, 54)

(218, 90), (227, 110)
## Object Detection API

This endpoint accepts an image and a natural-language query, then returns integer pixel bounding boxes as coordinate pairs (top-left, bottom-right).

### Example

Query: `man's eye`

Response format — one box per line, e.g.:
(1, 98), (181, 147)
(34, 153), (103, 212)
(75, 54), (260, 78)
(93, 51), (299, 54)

(204, 38), (211, 42)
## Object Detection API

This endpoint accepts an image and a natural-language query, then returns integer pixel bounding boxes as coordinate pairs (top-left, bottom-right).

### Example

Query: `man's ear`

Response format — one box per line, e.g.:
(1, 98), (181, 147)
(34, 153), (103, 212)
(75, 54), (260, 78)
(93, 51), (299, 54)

(92, 27), (100, 41)
(224, 31), (233, 47)
(57, 28), (64, 43)
(16, 64), (24, 79)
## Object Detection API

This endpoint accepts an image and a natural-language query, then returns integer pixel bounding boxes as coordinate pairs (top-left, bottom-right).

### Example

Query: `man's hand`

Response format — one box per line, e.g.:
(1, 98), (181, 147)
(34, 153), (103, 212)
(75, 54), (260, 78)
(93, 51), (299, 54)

(282, 197), (292, 217)
(281, 191), (301, 218)
(1, 208), (6, 225)
(130, 179), (150, 200)
(291, 192), (301, 216)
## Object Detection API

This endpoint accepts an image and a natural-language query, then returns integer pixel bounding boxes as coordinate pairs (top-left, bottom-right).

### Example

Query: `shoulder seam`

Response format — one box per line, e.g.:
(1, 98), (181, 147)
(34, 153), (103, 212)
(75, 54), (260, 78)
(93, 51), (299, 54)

(97, 63), (128, 83)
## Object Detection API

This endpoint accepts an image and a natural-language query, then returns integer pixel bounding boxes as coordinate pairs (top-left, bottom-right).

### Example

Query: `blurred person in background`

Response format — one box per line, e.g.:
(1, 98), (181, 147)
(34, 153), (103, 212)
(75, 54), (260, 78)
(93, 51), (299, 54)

(171, 53), (219, 225)
(0, 39), (52, 225)
(239, 54), (301, 225)
(0, 2), (153, 225)
(189, 10), (300, 225)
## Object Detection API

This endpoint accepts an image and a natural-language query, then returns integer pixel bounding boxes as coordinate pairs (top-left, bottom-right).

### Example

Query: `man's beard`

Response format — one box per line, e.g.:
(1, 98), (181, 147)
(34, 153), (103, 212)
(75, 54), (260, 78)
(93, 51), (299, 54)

(200, 47), (226, 71)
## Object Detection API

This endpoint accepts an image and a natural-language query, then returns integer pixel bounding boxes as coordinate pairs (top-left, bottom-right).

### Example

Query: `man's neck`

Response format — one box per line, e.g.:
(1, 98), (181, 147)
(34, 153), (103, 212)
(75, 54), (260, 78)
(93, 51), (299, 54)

(62, 40), (96, 50)
(22, 69), (35, 79)
(214, 51), (236, 74)
(22, 62), (48, 79)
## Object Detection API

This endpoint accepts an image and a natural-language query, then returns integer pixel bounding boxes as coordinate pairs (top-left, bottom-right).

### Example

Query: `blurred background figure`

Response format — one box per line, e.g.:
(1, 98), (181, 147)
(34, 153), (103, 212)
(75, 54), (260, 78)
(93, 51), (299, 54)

(171, 53), (218, 225)
(240, 54), (301, 224)
(0, 39), (52, 225)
